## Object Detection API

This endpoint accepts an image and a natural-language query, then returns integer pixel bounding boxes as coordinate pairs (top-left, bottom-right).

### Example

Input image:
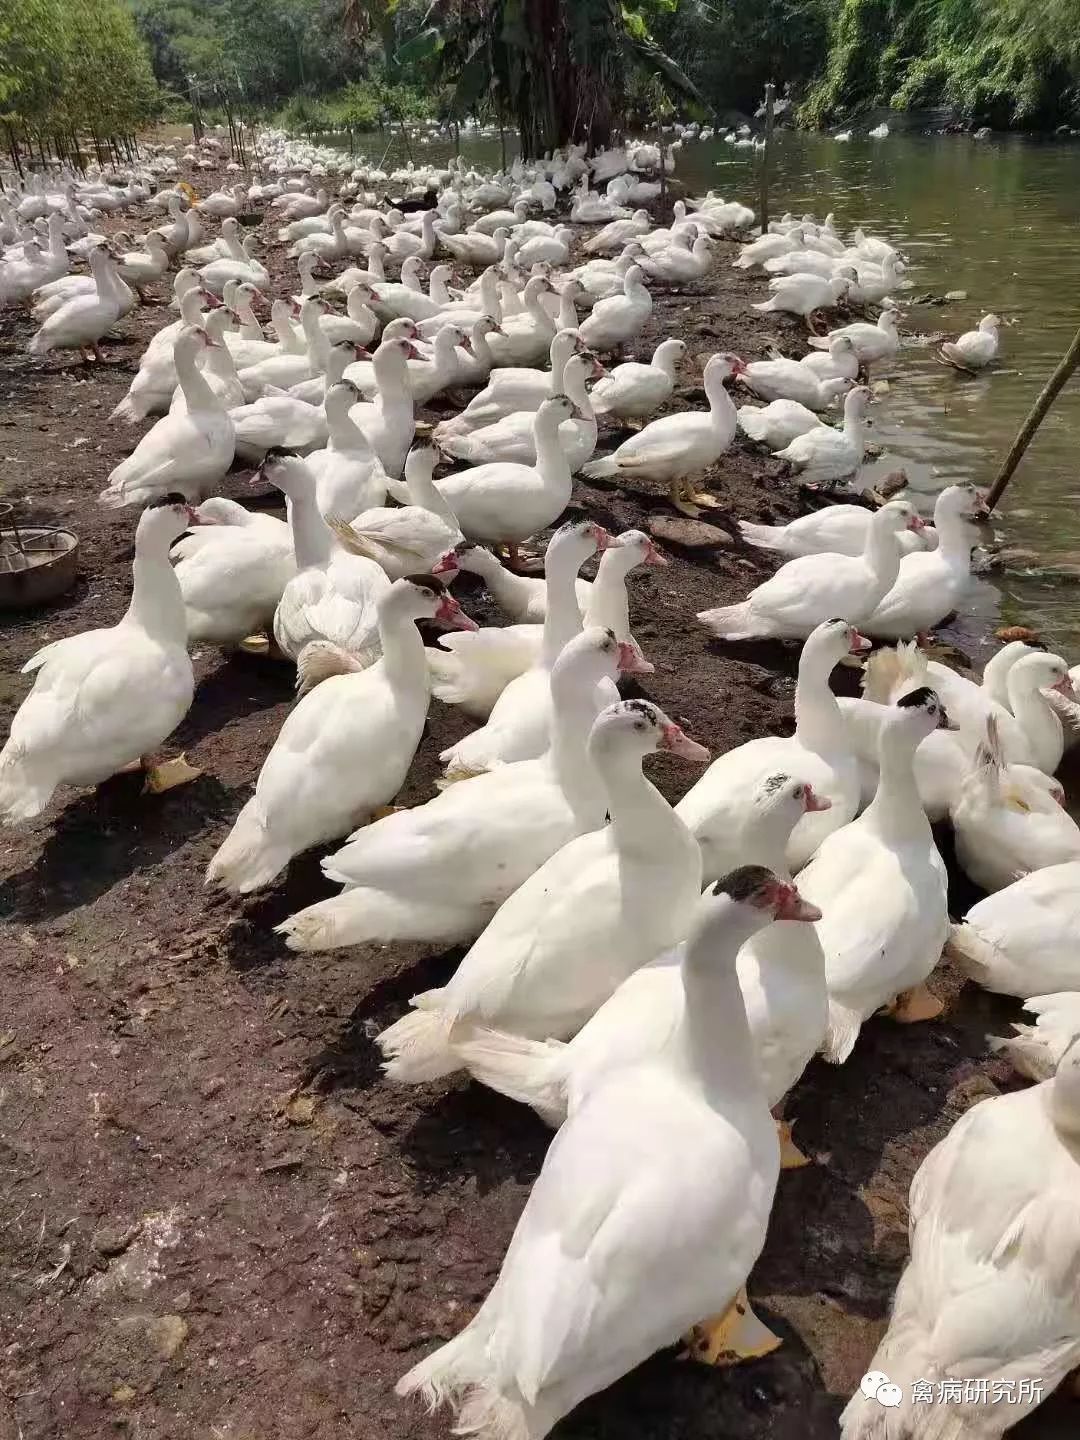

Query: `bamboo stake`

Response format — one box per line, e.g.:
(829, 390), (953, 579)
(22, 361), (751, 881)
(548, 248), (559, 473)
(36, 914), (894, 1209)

(758, 82), (775, 232)
(986, 323), (1080, 511)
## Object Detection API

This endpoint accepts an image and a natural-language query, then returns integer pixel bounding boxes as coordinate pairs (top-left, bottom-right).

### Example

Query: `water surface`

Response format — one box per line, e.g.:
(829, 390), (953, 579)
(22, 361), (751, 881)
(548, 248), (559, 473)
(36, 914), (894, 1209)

(342, 128), (1080, 649)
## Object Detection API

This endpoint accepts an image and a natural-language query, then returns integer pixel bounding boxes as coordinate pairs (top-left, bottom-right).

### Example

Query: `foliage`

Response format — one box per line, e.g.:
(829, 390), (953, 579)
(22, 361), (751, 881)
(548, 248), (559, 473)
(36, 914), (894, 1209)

(654, 0), (830, 117)
(800, 0), (1080, 127)
(0, 0), (158, 143)
(380, 0), (707, 154)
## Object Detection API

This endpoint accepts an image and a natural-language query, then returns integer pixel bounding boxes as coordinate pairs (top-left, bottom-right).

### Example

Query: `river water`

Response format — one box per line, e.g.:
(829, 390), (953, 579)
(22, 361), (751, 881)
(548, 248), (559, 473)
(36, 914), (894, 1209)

(343, 128), (1080, 650)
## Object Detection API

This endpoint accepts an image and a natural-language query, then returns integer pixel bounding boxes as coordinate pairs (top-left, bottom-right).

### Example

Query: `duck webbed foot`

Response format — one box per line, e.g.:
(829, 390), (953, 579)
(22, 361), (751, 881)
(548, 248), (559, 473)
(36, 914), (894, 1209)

(683, 1287), (782, 1366)
(887, 982), (945, 1024)
(775, 1116), (811, 1170)
(141, 753), (202, 795)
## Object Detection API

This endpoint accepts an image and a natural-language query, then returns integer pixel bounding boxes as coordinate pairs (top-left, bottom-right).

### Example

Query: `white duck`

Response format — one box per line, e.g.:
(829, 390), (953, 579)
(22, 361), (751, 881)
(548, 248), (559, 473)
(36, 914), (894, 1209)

(257, 451), (392, 664)
(799, 689), (951, 1063)
(277, 628), (629, 952)
(109, 284), (212, 423)
(738, 398), (829, 451)
(774, 385), (871, 488)
(330, 441), (462, 579)
(950, 716), (1079, 893)
(577, 264), (652, 353)
(807, 309), (900, 368)
(100, 328), (235, 508)
(947, 862), (1080, 998)
(678, 620), (870, 875)
(437, 520), (614, 775)
(754, 272), (849, 328)
(172, 499), (296, 646)
(941, 312), (1001, 372)
(435, 328), (582, 435)
(456, 796), (826, 1162)
(428, 395), (579, 561)
(839, 1039), (1080, 1440)
(0, 497), (200, 823)
(378, 698), (708, 1081)
(799, 334), (860, 382)
(450, 543), (594, 624)
(27, 246), (124, 361)
(589, 338), (686, 421)
(582, 208), (651, 254)
(583, 352), (744, 515)
(739, 356), (851, 410)
(301, 381), (388, 521)
(396, 862), (812, 1436)
(205, 574), (477, 894)
(438, 353), (597, 470)
(168, 305), (246, 414)
(348, 334), (418, 480)
(482, 275), (557, 367)
(740, 500), (935, 558)
(699, 499), (923, 641)
(236, 295), (329, 397)
(862, 482), (987, 638)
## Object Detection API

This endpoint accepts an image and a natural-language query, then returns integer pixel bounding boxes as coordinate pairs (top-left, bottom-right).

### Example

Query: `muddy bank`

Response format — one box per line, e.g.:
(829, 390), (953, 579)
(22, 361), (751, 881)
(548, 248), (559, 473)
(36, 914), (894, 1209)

(0, 174), (1068, 1439)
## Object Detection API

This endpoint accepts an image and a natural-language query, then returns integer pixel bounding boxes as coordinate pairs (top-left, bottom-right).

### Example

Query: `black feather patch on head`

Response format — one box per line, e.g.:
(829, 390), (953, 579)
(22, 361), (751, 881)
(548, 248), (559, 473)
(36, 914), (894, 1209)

(897, 686), (937, 710)
(622, 698), (658, 721)
(762, 773), (791, 795)
(262, 446), (299, 463)
(403, 573), (445, 596)
(602, 628), (616, 643)
(712, 865), (774, 901)
(152, 492), (190, 508)
(827, 616), (847, 626)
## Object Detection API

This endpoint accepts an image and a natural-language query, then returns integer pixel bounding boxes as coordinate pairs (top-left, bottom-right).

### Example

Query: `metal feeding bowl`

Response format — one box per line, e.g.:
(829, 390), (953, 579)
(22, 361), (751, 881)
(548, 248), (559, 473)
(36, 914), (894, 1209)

(0, 504), (80, 608)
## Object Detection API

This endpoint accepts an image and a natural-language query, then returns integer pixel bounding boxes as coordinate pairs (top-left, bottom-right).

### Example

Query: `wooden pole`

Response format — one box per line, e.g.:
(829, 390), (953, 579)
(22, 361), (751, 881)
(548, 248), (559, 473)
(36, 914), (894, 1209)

(986, 323), (1080, 511)
(758, 81), (775, 232)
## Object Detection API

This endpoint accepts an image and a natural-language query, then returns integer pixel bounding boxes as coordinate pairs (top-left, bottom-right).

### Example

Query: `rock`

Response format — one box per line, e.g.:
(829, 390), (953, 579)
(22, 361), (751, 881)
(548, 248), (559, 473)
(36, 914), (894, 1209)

(143, 1314), (188, 1361)
(92, 1222), (143, 1258)
(995, 625), (1041, 643)
(647, 517), (732, 549)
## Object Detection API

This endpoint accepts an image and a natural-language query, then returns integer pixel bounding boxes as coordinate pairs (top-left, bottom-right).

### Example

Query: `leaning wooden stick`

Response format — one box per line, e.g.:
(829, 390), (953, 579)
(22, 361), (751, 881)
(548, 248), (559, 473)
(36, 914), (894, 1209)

(987, 322), (1080, 511)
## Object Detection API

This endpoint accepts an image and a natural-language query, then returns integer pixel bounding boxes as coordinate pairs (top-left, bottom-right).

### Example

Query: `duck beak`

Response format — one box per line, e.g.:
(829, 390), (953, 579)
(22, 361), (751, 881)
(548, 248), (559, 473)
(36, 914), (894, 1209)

(590, 523), (613, 551)
(354, 345), (372, 360)
(939, 704), (959, 731)
(1053, 673), (1077, 699)
(644, 540), (669, 567)
(908, 514), (927, 532)
(184, 505), (201, 526)
(774, 882), (822, 923)
(660, 723), (710, 762)
(849, 628), (872, 654)
(617, 641), (654, 676)
(404, 341), (424, 360)
(430, 551), (459, 578)
(803, 784), (832, 813)
(435, 594), (478, 631)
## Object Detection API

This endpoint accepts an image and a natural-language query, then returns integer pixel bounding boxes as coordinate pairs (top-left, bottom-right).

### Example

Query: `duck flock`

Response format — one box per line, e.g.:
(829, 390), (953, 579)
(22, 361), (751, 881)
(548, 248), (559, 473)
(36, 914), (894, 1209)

(3, 127), (1080, 1440)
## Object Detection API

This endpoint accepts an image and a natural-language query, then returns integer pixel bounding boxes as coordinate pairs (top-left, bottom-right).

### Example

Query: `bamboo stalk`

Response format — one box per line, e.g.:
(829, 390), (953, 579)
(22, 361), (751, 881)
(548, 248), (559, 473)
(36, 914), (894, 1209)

(758, 82), (775, 232)
(986, 322), (1080, 511)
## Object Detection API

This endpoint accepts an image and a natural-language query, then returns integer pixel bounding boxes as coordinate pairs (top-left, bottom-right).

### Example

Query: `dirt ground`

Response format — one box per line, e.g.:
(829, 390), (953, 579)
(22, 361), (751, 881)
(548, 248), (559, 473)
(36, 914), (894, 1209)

(0, 165), (1071, 1440)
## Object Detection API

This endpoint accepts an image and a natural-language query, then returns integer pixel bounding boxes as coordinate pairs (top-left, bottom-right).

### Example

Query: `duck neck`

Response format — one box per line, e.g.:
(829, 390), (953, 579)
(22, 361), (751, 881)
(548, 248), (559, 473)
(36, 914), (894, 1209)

(532, 410), (573, 520)
(677, 913), (770, 1105)
(126, 530), (187, 645)
(863, 721), (931, 843)
(376, 594), (427, 696)
(843, 405), (866, 452)
(286, 478), (333, 569)
(793, 639), (844, 754)
(705, 371), (737, 435)
(547, 669), (609, 827)
(374, 347), (413, 417)
(540, 542), (588, 663)
(936, 513), (974, 570)
(175, 338), (218, 413)
(862, 519), (903, 595)
(556, 288), (578, 331)
(405, 455), (459, 529)
(586, 549), (632, 638)
(1008, 678), (1062, 767)
(480, 269), (501, 317)
(327, 394), (370, 453)
(593, 736), (689, 864)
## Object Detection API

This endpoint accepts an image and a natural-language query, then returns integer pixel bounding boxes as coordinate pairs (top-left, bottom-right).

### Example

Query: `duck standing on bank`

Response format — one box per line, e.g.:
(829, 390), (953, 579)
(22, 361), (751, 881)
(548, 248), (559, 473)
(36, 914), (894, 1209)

(396, 865), (821, 1440)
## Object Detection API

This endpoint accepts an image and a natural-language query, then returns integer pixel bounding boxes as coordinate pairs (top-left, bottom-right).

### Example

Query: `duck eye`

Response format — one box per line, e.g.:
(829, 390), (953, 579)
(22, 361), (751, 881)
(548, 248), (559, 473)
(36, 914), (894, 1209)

(793, 786), (803, 798)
